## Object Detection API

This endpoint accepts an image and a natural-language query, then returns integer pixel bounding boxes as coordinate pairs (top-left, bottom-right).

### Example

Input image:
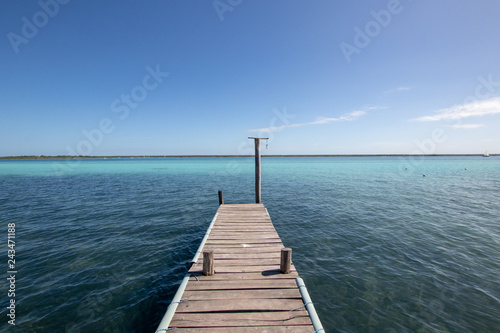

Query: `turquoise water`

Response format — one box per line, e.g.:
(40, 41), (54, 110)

(0, 157), (499, 332)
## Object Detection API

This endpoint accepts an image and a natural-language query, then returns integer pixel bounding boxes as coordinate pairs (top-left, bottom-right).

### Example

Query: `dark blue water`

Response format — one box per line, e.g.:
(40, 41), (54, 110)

(0, 157), (499, 332)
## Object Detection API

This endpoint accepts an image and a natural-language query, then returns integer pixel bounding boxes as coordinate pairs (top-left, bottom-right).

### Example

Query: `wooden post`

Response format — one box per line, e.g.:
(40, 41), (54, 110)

(254, 138), (261, 203)
(280, 248), (292, 274)
(203, 250), (214, 276)
(248, 137), (268, 204)
(218, 190), (224, 205)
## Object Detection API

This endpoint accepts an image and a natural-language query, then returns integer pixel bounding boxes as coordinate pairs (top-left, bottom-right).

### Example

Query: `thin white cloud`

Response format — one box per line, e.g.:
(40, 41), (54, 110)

(384, 86), (410, 94)
(413, 97), (500, 122)
(449, 124), (484, 129)
(248, 110), (367, 133)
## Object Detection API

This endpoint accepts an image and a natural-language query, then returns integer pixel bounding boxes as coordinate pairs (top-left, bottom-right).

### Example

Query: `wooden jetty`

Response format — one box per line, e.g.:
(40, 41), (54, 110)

(155, 201), (323, 332)
(156, 138), (323, 332)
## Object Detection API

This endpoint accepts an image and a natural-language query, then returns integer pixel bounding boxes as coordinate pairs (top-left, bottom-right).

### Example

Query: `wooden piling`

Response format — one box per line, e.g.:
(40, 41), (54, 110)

(249, 137), (268, 204)
(255, 138), (261, 203)
(203, 250), (214, 276)
(280, 248), (292, 274)
(218, 190), (224, 205)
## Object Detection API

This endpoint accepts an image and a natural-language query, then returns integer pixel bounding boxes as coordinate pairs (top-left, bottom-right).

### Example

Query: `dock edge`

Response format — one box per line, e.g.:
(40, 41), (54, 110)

(155, 212), (218, 332)
(155, 274), (189, 332)
(296, 277), (325, 333)
(190, 213), (218, 266)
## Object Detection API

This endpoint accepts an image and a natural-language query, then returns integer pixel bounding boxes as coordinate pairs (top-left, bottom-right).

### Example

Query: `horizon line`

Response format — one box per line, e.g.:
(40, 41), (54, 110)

(0, 154), (497, 160)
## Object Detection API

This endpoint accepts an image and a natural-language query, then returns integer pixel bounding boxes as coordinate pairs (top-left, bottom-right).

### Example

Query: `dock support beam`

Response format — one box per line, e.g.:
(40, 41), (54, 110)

(280, 248), (292, 274)
(249, 137), (268, 203)
(218, 190), (224, 205)
(203, 250), (214, 276)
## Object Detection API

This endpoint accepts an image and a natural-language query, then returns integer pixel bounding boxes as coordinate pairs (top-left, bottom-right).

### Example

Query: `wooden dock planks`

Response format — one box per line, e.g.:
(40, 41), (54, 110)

(166, 203), (315, 331)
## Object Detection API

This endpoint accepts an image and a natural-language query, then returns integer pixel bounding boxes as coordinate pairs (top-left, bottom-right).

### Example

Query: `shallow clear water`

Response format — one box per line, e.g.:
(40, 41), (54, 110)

(0, 157), (499, 332)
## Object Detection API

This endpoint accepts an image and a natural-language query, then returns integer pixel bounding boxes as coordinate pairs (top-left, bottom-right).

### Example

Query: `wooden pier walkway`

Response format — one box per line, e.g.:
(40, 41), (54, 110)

(156, 203), (323, 332)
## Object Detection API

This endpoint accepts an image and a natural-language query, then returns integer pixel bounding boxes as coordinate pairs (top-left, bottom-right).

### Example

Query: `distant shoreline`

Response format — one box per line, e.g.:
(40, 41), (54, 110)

(0, 154), (496, 160)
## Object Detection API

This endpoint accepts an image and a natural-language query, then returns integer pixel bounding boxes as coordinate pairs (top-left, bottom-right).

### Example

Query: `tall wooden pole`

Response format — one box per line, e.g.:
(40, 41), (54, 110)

(254, 138), (261, 203)
(249, 137), (268, 203)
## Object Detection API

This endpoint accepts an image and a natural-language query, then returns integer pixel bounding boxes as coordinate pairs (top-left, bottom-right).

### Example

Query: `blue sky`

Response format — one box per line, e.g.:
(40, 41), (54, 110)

(1, 0), (500, 156)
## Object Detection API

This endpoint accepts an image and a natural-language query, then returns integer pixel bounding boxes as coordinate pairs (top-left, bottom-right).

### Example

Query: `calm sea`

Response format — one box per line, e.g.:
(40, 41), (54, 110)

(0, 157), (499, 333)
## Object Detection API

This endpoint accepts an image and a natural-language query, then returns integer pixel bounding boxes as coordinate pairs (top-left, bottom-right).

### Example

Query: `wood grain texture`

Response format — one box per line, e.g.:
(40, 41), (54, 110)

(166, 203), (315, 331)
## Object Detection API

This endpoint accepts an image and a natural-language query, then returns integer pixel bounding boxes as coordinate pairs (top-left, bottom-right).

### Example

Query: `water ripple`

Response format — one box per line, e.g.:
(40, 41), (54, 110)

(0, 157), (499, 332)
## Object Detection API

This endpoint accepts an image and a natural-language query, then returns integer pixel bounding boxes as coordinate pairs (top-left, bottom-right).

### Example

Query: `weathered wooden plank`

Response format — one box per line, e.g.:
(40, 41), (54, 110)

(190, 265), (296, 274)
(205, 234), (281, 240)
(216, 214), (268, 216)
(202, 246), (284, 253)
(211, 227), (277, 231)
(215, 211), (266, 214)
(215, 216), (270, 218)
(218, 211), (267, 214)
(213, 219), (272, 222)
(211, 223), (274, 227)
(182, 288), (302, 300)
(213, 225), (275, 228)
(215, 220), (271, 223)
(208, 230), (279, 234)
(216, 214), (269, 217)
(188, 271), (299, 281)
(184, 279), (298, 291)
(194, 256), (283, 264)
(214, 218), (271, 220)
(208, 230), (278, 234)
(207, 235), (280, 240)
(193, 259), (281, 267)
(210, 231), (278, 235)
(214, 217), (271, 220)
(175, 298), (305, 313)
(204, 239), (283, 245)
(210, 257), (281, 263)
(170, 312), (312, 327)
(218, 206), (266, 208)
(203, 244), (283, 249)
(167, 325), (314, 332)
(213, 252), (281, 259)
(219, 203), (264, 206)
(209, 230), (278, 235)
(172, 311), (309, 321)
